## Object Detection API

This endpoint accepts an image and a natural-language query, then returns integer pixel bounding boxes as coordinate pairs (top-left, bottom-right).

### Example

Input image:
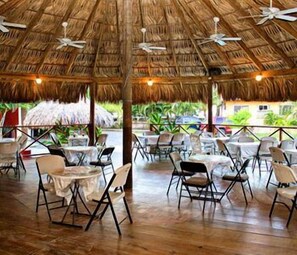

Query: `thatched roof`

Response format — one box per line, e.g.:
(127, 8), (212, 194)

(24, 100), (114, 126)
(1, 0), (297, 103)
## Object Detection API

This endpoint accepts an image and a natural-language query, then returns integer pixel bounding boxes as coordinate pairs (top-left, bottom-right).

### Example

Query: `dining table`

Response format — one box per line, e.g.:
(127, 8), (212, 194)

(50, 165), (101, 228)
(63, 146), (98, 166)
(227, 141), (259, 162)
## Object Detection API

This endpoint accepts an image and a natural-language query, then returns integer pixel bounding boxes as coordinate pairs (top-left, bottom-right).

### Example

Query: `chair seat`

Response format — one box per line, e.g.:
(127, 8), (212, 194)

(222, 173), (249, 182)
(172, 170), (194, 177)
(43, 182), (56, 193)
(183, 176), (211, 187)
(88, 189), (125, 203)
(277, 186), (297, 200)
(90, 160), (112, 167)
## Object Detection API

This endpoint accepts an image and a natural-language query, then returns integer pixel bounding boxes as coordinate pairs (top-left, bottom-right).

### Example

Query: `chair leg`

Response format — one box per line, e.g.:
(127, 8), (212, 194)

(35, 187), (41, 213)
(102, 167), (107, 183)
(266, 168), (274, 189)
(286, 196), (297, 227)
(202, 186), (208, 214)
(269, 191), (278, 217)
(109, 201), (121, 235)
(247, 180), (253, 198)
(240, 182), (248, 206)
(99, 203), (109, 220)
(85, 201), (103, 231)
(42, 189), (52, 221)
(166, 174), (174, 196)
(123, 197), (133, 223)
(19, 156), (26, 172)
(178, 182), (183, 209)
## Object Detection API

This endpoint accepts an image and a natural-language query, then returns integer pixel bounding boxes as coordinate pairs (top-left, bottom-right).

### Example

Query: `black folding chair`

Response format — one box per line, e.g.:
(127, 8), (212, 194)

(178, 161), (215, 213)
(90, 146), (115, 182)
(220, 158), (253, 205)
(50, 132), (62, 146)
(47, 145), (76, 166)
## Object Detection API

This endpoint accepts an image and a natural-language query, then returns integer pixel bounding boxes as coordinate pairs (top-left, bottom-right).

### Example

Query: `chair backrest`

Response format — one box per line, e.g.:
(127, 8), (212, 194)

(269, 147), (289, 164)
(110, 163), (131, 188)
(258, 140), (275, 154)
(47, 145), (65, 157)
(96, 134), (108, 146)
(17, 135), (28, 151)
(180, 161), (208, 175)
(238, 136), (254, 143)
(239, 158), (251, 173)
(157, 133), (173, 145)
(261, 136), (278, 146)
(50, 132), (62, 146)
(100, 146), (115, 159)
(143, 131), (156, 136)
(0, 141), (18, 156)
(36, 155), (65, 175)
(190, 134), (202, 154)
(171, 133), (185, 145)
(280, 139), (295, 150)
(272, 162), (297, 184)
(169, 152), (182, 172)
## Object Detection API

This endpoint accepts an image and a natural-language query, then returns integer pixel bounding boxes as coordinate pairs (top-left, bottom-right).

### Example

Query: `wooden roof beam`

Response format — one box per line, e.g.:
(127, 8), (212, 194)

(162, 2), (180, 76)
(4, 0), (50, 71)
(172, 0), (209, 72)
(65, 0), (102, 75)
(230, 0), (294, 68)
(178, 0), (236, 74)
(1, 68), (297, 84)
(36, 0), (78, 74)
(201, 0), (264, 71)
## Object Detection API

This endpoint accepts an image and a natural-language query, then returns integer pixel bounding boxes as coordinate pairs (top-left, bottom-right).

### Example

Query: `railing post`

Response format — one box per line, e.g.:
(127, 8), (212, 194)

(279, 127), (283, 141)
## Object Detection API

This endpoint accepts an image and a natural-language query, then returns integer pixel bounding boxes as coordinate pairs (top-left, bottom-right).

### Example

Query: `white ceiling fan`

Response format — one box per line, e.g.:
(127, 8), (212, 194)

(239, 0), (297, 25)
(0, 16), (26, 33)
(135, 28), (166, 53)
(56, 22), (86, 49)
(197, 17), (241, 46)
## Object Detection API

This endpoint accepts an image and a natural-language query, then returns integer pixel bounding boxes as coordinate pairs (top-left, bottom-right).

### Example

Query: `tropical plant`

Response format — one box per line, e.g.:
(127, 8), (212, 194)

(263, 112), (288, 126)
(228, 109), (251, 125)
(148, 113), (165, 134)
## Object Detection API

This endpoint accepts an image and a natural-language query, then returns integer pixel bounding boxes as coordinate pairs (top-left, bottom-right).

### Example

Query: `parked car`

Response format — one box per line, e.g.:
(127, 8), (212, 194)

(175, 116), (203, 130)
(214, 117), (232, 135)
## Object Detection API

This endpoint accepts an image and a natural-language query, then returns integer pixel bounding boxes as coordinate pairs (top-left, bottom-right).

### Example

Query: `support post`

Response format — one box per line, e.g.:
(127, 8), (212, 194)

(207, 78), (213, 133)
(122, 0), (133, 188)
(89, 83), (96, 145)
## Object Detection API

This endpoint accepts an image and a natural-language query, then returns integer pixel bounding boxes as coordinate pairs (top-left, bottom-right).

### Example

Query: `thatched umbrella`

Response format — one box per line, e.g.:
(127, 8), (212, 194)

(24, 100), (114, 127)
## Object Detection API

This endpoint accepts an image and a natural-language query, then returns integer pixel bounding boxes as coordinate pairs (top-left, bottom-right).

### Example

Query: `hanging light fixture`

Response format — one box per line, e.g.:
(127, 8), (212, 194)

(147, 79), (153, 86)
(35, 75), (42, 85)
(255, 74), (263, 82)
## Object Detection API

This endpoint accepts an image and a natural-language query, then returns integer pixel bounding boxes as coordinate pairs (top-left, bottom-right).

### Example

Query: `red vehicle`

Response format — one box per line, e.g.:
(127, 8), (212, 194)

(201, 117), (232, 136)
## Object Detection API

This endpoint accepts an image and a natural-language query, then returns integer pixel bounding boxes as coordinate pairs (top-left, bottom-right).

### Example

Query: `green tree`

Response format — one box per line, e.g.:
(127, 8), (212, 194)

(228, 109), (251, 125)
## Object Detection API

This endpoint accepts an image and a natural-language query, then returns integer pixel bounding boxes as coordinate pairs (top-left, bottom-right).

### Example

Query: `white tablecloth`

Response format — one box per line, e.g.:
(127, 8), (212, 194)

(63, 146), (98, 164)
(50, 166), (101, 204)
(68, 135), (89, 146)
(228, 142), (259, 159)
(285, 149), (297, 164)
(188, 154), (232, 172)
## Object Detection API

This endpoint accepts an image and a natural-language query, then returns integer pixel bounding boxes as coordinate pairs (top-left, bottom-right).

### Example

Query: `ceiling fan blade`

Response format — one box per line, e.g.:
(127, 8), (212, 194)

(70, 40), (86, 44)
(275, 14), (297, 21)
(221, 37), (242, 41)
(2, 22), (26, 29)
(216, 40), (226, 46)
(238, 15), (265, 19)
(148, 46), (166, 50)
(56, 44), (65, 50)
(141, 47), (152, 53)
(257, 16), (270, 25)
(0, 24), (9, 33)
(260, 7), (270, 12)
(277, 7), (297, 15)
(68, 43), (84, 49)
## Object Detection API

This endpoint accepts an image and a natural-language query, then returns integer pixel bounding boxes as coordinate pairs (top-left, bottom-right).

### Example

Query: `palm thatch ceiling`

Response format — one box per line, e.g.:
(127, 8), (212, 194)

(1, 0), (297, 103)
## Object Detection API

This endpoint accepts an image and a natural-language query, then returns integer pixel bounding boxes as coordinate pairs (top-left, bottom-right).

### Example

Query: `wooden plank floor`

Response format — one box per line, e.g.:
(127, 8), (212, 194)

(0, 156), (296, 255)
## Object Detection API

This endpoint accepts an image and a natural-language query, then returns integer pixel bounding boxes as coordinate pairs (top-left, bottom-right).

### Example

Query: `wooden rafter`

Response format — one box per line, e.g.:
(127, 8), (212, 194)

(178, 0), (236, 74)
(65, 0), (101, 75)
(230, 0), (294, 69)
(0, 0), (26, 15)
(36, 0), (78, 74)
(161, 1), (180, 76)
(201, 0), (264, 71)
(4, 0), (50, 71)
(115, 0), (122, 78)
(172, 0), (209, 72)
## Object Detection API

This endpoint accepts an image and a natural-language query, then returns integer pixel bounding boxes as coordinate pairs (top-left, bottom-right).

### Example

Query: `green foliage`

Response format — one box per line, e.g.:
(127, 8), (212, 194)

(95, 126), (102, 137)
(148, 113), (165, 134)
(228, 109), (251, 125)
(263, 112), (287, 126)
(163, 118), (180, 134)
(288, 119), (297, 126)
